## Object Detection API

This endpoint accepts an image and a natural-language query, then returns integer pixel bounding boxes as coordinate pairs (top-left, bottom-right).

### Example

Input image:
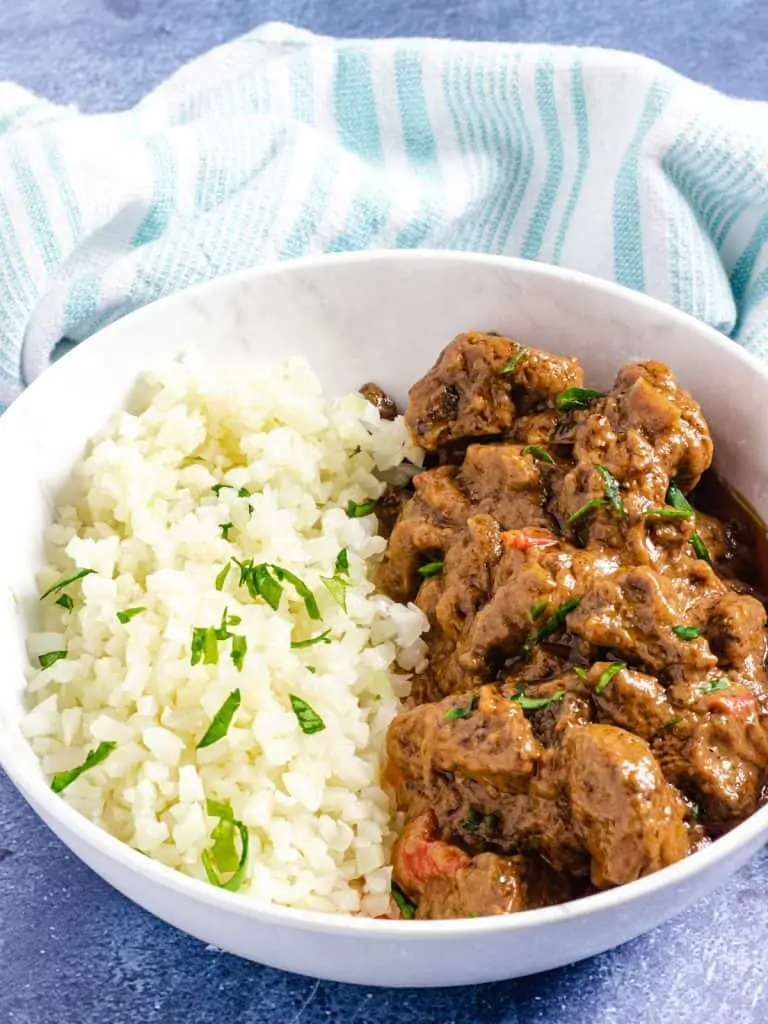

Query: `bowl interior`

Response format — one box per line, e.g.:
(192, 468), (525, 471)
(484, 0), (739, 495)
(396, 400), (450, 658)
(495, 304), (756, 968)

(2, 250), (768, 916)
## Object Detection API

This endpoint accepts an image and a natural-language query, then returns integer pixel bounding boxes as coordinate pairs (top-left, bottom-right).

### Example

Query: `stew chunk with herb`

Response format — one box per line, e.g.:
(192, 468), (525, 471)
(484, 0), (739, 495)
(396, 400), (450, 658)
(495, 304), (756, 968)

(377, 331), (768, 920)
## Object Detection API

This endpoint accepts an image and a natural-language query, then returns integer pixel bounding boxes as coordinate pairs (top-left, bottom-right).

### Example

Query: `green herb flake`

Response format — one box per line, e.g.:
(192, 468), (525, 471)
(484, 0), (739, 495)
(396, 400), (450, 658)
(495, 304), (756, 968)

(291, 629), (332, 650)
(500, 347), (529, 376)
(565, 498), (607, 529)
(672, 625), (701, 640)
(39, 650), (67, 670)
(521, 445), (556, 466)
(306, 666), (317, 675)
(595, 661), (627, 694)
(197, 689), (241, 748)
(667, 481), (712, 564)
(699, 678), (729, 695)
(555, 387), (605, 412)
(418, 561), (445, 578)
(662, 716), (682, 730)
(56, 594), (74, 613)
(116, 606), (145, 624)
(289, 694), (326, 734)
(335, 548), (350, 576)
(321, 575), (349, 612)
(391, 882), (416, 920)
(220, 522), (233, 540)
(643, 507), (694, 520)
(690, 802), (702, 822)
(203, 627), (219, 664)
(529, 599), (549, 622)
(40, 568), (96, 600)
(525, 598), (581, 653)
(211, 484), (231, 496)
(346, 498), (378, 518)
(596, 465), (627, 518)
(190, 627), (206, 666)
(202, 801), (249, 892)
(510, 689), (566, 711)
(573, 666), (589, 681)
(461, 807), (482, 833)
(481, 813), (498, 831)
(51, 741), (116, 794)
(445, 693), (478, 721)
(237, 487), (251, 498)
(690, 532), (712, 564)
(215, 564), (230, 592)
(271, 566), (321, 620)
(231, 636), (247, 673)
(250, 563), (283, 611)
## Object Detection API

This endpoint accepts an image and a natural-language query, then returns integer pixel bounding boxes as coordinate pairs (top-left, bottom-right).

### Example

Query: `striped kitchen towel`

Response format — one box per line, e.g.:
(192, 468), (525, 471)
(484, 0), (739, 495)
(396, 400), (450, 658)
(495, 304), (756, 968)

(0, 22), (767, 409)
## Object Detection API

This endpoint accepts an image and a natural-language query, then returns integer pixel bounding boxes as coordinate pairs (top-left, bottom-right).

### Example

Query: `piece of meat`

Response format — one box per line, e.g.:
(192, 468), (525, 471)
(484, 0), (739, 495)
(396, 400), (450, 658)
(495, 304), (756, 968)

(572, 361), (713, 491)
(591, 665), (673, 738)
(706, 592), (768, 685)
(458, 443), (552, 532)
(567, 565), (718, 681)
(415, 851), (572, 919)
(359, 381), (398, 420)
(514, 348), (584, 408)
(562, 724), (690, 888)
(376, 466), (469, 602)
(387, 684), (542, 793)
(405, 332), (520, 450)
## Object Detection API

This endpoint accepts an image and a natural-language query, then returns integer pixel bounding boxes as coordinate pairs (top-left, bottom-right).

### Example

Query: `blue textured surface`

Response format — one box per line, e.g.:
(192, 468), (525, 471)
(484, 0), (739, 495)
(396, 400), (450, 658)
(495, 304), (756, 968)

(2, 3), (768, 1023)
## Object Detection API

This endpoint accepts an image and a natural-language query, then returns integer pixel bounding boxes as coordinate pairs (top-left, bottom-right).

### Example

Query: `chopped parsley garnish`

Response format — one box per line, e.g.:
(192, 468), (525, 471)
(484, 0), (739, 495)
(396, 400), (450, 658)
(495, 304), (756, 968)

(233, 560), (320, 620)
(230, 635), (247, 672)
(290, 629), (332, 649)
(51, 741), (116, 794)
(335, 548), (349, 576)
(689, 802), (701, 822)
(461, 807), (482, 833)
(56, 594), (74, 612)
(662, 716), (682, 730)
(667, 481), (712, 564)
(699, 678), (729, 695)
(524, 598), (581, 653)
(556, 387), (605, 411)
(39, 650), (67, 670)
(391, 882), (416, 920)
(643, 507), (693, 520)
(40, 568), (96, 600)
(573, 666), (589, 681)
(510, 689), (565, 710)
(211, 484), (230, 496)
(596, 465), (626, 518)
(215, 564), (230, 592)
(346, 498), (378, 518)
(418, 561), (445, 578)
(191, 626), (220, 666)
(672, 625), (701, 640)
(529, 600), (549, 622)
(237, 487), (251, 498)
(289, 694), (325, 734)
(445, 693), (477, 720)
(565, 498), (607, 528)
(481, 813), (498, 831)
(594, 661), (626, 694)
(521, 445), (556, 466)
(197, 689), (242, 749)
(220, 522), (233, 540)
(500, 347), (529, 375)
(202, 799), (249, 892)
(321, 574), (349, 612)
(116, 607), (145, 624)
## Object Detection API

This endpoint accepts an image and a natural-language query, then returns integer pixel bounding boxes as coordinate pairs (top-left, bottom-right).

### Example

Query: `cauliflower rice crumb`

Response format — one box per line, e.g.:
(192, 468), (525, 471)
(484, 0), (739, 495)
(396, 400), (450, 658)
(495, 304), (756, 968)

(22, 356), (428, 916)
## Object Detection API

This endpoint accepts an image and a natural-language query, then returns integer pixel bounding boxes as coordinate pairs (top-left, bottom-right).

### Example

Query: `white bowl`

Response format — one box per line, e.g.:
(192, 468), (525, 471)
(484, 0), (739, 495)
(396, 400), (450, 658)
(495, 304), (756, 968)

(1, 251), (767, 988)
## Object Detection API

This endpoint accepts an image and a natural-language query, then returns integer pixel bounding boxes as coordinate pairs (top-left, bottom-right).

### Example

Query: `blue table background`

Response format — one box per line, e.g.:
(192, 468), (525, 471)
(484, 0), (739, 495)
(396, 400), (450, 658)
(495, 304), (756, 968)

(1, 2), (767, 1022)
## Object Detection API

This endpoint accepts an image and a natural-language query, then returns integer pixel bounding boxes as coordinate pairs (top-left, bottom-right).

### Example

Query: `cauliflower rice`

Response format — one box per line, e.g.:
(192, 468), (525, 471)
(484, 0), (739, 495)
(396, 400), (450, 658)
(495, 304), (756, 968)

(22, 355), (429, 916)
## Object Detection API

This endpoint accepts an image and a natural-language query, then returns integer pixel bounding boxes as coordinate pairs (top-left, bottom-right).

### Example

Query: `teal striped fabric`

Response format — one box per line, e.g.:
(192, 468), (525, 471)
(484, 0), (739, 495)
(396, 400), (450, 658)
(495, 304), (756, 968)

(1, 22), (768, 408)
